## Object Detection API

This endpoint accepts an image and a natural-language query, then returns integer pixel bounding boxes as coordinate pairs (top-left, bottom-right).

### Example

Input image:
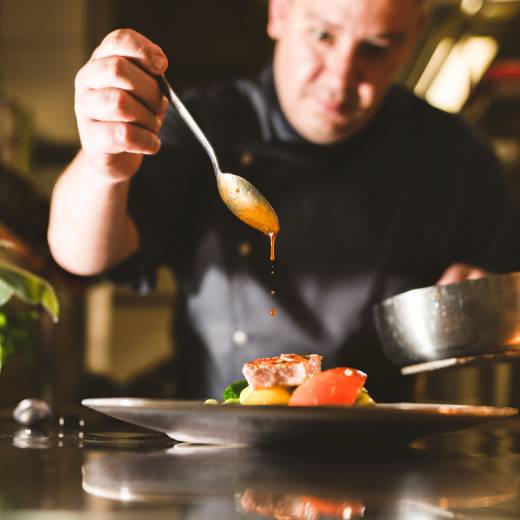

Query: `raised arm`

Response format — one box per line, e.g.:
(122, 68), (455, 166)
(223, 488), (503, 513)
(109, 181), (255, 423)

(48, 29), (169, 275)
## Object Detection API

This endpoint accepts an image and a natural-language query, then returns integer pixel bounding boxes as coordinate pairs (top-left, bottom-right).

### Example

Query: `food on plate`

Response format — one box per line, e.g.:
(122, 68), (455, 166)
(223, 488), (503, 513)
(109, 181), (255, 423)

(243, 353), (322, 390)
(209, 353), (375, 406)
(288, 367), (367, 406)
(240, 384), (294, 405)
(239, 489), (366, 519)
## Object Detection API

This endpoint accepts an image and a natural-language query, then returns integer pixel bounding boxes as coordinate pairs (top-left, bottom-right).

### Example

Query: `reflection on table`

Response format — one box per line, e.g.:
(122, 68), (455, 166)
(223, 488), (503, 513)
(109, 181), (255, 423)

(1, 408), (520, 518)
(81, 441), (518, 518)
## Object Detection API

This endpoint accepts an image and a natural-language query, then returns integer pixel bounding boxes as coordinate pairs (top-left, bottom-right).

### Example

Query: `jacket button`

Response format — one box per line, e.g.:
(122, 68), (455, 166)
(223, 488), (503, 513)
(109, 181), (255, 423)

(240, 151), (253, 166)
(238, 241), (252, 256)
(232, 330), (248, 346)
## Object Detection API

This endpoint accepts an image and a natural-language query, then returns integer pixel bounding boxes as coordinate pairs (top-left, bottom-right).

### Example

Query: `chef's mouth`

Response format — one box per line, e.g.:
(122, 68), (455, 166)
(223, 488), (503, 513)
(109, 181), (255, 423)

(312, 96), (360, 119)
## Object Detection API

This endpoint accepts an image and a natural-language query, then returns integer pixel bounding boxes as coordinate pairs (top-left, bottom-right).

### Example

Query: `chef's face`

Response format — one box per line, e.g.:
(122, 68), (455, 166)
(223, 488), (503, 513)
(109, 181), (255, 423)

(268, 0), (424, 144)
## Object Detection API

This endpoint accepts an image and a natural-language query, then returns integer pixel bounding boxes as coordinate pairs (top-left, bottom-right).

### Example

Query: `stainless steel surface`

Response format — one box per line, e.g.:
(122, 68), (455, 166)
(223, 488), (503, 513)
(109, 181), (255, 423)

(81, 444), (518, 512)
(374, 272), (520, 372)
(12, 398), (52, 426)
(402, 350), (520, 375)
(2, 407), (520, 518)
(81, 398), (517, 446)
(157, 76), (279, 237)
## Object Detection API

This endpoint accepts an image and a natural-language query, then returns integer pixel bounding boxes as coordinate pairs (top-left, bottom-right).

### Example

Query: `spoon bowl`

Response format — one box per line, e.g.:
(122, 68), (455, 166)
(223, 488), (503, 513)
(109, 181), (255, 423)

(157, 76), (279, 257)
(216, 173), (279, 235)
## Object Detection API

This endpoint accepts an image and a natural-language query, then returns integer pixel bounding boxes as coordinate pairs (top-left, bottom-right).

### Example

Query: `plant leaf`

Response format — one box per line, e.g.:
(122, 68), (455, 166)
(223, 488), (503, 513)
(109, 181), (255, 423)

(0, 260), (59, 322)
(0, 279), (14, 307)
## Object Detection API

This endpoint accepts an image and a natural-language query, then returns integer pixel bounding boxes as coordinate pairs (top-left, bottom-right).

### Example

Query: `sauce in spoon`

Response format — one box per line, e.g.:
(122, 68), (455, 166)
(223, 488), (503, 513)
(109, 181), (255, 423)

(217, 172), (279, 260)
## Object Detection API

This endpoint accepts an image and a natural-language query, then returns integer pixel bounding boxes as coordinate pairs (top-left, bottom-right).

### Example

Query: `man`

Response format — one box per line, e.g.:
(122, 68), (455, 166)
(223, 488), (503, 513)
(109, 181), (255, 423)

(48, 0), (519, 400)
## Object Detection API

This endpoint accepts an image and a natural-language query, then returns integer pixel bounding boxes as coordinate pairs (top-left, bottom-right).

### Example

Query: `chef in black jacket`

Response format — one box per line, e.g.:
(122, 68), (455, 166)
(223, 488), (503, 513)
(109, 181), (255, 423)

(48, 0), (520, 400)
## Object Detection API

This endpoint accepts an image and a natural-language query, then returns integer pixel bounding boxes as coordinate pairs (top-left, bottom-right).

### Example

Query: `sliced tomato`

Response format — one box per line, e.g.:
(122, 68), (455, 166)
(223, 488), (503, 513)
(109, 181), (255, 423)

(288, 367), (367, 406)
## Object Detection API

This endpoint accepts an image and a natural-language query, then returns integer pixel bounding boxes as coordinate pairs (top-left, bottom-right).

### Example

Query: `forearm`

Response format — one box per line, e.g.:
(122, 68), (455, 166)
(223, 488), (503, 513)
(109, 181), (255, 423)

(48, 150), (139, 275)
(49, 29), (169, 275)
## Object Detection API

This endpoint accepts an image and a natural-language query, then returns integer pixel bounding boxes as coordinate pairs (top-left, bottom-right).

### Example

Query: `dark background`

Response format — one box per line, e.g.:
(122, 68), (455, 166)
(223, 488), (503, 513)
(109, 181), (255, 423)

(88, 0), (274, 89)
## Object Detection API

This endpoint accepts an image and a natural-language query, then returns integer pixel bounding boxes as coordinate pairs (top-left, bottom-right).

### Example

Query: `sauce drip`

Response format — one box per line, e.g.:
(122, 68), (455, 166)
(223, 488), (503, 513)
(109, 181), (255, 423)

(269, 232), (277, 262)
(221, 176), (280, 315)
(269, 264), (277, 318)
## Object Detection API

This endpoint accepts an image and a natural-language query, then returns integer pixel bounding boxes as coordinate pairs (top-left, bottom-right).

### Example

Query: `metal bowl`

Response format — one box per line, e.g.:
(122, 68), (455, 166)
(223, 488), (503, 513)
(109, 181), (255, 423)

(373, 272), (520, 374)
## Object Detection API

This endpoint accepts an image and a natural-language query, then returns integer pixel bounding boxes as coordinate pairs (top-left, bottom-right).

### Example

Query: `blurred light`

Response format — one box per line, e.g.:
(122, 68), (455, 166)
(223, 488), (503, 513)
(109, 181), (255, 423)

(506, 333), (520, 345)
(424, 36), (498, 113)
(415, 38), (454, 96)
(482, 0), (520, 20)
(342, 506), (352, 519)
(119, 486), (132, 501)
(461, 0), (484, 16)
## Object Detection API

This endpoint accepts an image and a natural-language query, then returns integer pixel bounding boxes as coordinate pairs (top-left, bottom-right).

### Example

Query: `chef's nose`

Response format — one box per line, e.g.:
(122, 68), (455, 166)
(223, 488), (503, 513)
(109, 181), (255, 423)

(324, 42), (359, 94)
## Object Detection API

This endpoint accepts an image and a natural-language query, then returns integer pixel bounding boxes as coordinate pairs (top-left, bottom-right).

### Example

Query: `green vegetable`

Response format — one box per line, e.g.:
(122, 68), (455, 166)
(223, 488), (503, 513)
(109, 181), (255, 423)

(355, 387), (375, 406)
(223, 398), (240, 405)
(223, 379), (248, 400)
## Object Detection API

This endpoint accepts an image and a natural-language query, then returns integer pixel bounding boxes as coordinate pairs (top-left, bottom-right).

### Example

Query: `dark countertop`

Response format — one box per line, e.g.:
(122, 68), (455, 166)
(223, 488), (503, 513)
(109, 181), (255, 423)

(1, 407), (520, 519)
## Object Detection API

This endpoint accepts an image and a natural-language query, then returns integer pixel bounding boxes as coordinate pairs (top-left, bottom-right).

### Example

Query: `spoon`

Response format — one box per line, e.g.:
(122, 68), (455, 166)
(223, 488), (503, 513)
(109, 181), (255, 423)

(157, 75), (280, 260)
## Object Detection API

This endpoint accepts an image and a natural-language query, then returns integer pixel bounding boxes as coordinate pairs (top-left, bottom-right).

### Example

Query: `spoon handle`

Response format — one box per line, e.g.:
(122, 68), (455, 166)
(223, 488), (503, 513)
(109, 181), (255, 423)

(157, 75), (221, 177)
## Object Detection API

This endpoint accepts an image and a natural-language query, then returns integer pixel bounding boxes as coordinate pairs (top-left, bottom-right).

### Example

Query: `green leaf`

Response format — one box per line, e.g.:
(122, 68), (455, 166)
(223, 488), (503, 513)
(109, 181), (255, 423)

(223, 379), (248, 401)
(0, 280), (14, 307)
(0, 259), (59, 322)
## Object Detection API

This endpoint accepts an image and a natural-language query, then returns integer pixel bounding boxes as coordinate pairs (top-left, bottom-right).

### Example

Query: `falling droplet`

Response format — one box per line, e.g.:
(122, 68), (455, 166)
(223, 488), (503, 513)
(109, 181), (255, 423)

(269, 232), (277, 262)
(270, 289), (276, 295)
(270, 308), (277, 317)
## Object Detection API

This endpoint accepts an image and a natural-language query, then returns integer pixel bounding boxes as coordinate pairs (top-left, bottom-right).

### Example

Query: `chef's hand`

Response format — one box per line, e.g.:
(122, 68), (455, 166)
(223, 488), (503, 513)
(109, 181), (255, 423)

(74, 29), (169, 183)
(437, 263), (489, 285)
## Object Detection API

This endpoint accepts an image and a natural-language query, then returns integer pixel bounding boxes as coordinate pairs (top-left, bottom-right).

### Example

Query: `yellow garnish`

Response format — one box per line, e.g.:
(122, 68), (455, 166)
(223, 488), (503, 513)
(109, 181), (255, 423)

(239, 385), (292, 405)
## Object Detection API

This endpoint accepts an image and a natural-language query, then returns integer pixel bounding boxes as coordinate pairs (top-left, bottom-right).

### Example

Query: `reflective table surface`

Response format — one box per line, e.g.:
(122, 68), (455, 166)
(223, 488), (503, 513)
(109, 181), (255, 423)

(2, 407), (520, 519)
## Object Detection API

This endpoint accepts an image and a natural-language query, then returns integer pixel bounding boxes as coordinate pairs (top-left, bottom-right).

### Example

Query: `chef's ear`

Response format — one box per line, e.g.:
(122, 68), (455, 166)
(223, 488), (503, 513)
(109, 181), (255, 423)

(267, 0), (291, 40)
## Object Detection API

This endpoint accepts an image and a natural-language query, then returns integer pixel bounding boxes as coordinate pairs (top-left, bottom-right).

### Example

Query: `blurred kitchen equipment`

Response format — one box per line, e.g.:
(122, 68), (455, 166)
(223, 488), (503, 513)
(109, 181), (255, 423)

(0, 97), (32, 175)
(157, 76), (279, 258)
(374, 272), (520, 375)
(464, 60), (520, 209)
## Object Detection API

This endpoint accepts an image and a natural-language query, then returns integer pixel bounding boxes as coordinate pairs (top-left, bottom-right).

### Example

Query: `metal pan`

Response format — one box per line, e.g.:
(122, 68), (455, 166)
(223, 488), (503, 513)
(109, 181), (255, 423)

(373, 272), (520, 375)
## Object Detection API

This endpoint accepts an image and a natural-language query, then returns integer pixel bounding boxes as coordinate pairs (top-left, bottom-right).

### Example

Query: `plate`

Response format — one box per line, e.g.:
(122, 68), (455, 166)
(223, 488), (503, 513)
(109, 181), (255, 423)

(81, 398), (517, 446)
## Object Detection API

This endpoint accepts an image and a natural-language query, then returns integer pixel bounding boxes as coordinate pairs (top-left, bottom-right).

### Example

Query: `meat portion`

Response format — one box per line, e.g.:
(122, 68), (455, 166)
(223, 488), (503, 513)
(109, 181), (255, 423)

(242, 353), (322, 390)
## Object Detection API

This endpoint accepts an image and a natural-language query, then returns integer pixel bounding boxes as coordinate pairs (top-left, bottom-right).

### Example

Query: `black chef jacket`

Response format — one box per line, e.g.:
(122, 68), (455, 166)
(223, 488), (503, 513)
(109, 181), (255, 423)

(109, 66), (520, 401)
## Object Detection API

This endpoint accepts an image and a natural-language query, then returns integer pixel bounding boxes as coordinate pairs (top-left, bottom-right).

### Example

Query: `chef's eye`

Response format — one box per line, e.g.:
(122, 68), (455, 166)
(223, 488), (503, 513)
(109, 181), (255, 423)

(311, 28), (333, 43)
(360, 42), (391, 56)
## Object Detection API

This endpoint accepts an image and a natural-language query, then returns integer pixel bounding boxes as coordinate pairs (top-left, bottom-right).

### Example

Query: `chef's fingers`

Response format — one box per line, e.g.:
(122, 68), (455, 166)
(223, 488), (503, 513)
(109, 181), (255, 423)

(437, 263), (489, 286)
(76, 56), (168, 116)
(76, 88), (163, 134)
(91, 28), (168, 76)
(78, 119), (161, 156)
